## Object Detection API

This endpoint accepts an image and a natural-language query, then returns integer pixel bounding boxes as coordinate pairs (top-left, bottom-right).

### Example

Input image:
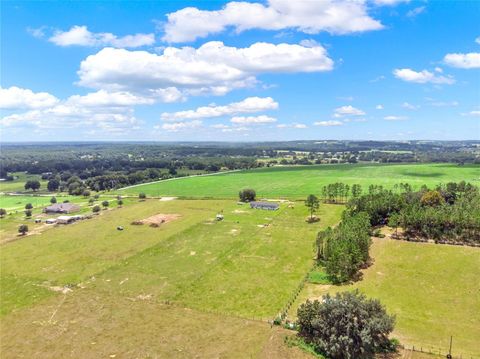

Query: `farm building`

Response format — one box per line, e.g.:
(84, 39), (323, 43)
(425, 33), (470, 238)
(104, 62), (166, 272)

(250, 201), (279, 210)
(56, 216), (77, 224)
(43, 203), (80, 214)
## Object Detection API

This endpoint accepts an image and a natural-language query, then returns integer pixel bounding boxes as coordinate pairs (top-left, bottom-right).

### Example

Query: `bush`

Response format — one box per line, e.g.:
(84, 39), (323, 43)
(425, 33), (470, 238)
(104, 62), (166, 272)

(25, 209), (32, 218)
(18, 224), (29, 235)
(0, 208), (6, 218)
(297, 291), (395, 359)
(239, 188), (256, 202)
(102, 200), (109, 208)
(50, 196), (57, 204)
(92, 205), (101, 213)
(25, 203), (33, 210)
(139, 193), (146, 200)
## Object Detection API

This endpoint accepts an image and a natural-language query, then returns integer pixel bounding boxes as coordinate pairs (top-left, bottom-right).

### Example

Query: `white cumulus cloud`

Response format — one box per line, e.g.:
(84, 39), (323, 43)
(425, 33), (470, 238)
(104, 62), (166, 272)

(77, 41), (333, 97)
(314, 120), (343, 126)
(402, 102), (419, 110)
(162, 0), (384, 43)
(161, 97), (278, 121)
(230, 115), (277, 124)
(393, 68), (455, 84)
(0, 86), (59, 109)
(49, 25), (155, 48)
(384, 115), (407, 121)
(160, 120), (202, 132)
(333, 105), (365, 117)
(443, 53), (480, 69)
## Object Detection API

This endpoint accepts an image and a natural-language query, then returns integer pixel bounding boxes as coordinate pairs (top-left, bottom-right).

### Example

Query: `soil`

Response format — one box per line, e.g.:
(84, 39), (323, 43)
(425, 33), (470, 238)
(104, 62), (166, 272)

(139, 213), (181, 226)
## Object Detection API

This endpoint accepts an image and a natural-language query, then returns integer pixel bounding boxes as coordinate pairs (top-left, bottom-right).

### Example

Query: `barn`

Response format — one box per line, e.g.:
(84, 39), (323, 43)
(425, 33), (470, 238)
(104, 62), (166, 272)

(249, 201), (279, 210)
(44, 203), (81, 214)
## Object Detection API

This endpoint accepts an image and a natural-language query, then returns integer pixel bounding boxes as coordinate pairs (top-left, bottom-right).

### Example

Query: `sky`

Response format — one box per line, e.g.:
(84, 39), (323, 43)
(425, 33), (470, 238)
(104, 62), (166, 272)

(1, 0), (479, 142)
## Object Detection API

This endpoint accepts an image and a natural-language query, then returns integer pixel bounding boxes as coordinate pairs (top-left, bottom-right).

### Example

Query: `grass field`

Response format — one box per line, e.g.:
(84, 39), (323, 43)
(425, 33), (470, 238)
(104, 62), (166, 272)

(0, 198), (343, 357)
(0, 172), (47, 193)
(118, 163), (480, 199)
(290, 238), (480, 357)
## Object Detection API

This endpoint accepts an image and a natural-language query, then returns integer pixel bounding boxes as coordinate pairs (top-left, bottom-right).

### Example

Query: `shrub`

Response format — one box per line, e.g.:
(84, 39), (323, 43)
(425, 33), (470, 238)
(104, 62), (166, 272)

(92, 205), (101, 213)
(18, 224), (29, 235)
(139, 193), (146, 200)
(239, 188), (256, 202)
(25, 203), (33, 210)
(25, 209), (32, 218)
(102, 200), (109, 208)
(50, 196), (57, 204)
(0, 208), (6, 218)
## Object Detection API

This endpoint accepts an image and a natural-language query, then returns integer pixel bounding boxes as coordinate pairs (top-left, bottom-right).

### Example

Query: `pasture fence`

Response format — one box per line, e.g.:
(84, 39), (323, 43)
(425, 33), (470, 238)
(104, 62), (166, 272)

(400, 341), (477, 359)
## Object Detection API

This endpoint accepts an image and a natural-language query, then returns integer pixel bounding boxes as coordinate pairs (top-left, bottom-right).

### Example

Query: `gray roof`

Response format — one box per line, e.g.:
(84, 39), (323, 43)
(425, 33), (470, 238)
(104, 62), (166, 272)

(44, 203), (80, 213)
(250, 201), (279, 209)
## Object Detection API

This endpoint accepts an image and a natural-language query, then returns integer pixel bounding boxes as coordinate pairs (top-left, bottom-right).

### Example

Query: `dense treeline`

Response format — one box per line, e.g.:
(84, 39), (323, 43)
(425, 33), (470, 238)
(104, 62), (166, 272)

(316, 181), (479, 283)
(348, 181), (480, 244)
(316, 212), (371, 283)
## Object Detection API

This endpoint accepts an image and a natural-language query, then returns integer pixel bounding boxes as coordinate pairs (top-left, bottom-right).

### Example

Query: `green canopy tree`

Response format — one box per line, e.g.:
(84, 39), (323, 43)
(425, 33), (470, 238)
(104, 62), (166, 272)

(305, 194), (319, 221)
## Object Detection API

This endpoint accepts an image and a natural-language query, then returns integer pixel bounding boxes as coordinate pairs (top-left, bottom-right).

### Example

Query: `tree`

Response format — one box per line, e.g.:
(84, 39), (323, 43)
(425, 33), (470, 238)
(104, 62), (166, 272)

(305, 194), (320, 221)
(25, 203), (33, 210)
(117, 199), (124, 206)
(83, 190), (91, 197)
(0, 208), (7, 218)
(297, 291), (395, 359)
(18, 224), (29, 235)
(50, 196), (57, 204)
(239, 188), (256, 202)
(25, 209), (32, 218)
(88, 198), (95, 205)
(139, 193), (146, 200)
(24, 180), (41, 192)
(47, 178), (60, 192)
(421, 190), (444, 207)
(388, 212), (400, 236)
(102, 200), (109, 208)
(92, 205), (101, 213)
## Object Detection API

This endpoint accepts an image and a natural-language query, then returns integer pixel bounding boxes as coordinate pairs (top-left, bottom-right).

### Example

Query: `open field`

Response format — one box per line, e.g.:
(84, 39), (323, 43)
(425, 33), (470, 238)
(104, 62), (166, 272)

(290, 238), (480, 357)
(118, 163), (480, 199)
(0, 172), (47, 193)
(1, 198), (345, 358)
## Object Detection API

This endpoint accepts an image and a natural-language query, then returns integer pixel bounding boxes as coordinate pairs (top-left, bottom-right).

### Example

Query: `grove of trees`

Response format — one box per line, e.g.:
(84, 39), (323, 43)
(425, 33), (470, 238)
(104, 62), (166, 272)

(297, 291), (395, 359)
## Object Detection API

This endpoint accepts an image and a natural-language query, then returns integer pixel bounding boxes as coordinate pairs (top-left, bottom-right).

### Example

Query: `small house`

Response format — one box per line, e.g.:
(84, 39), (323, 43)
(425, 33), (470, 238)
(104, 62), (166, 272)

(45, 218), (56, 224)
(44, 203), (81, 214)
(56, 215), (76, 224)
(250, 201), (279, 211)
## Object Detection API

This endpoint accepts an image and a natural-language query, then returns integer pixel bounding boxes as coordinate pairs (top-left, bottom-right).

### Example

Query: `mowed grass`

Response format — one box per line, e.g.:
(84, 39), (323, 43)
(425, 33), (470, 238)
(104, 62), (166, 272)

(118, 163), (480, 199)
(88, 202), (343, 318)
(291, 239), (480, 357)
(0, 199), (230, 315)
(1, 199), (342, 319)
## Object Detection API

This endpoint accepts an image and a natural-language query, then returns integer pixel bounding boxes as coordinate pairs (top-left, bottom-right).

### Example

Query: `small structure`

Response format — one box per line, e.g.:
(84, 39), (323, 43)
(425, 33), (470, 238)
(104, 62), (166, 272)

(44, 203), (80, 214)
(216, 214), (224, 221)
(250, 201), (279, 211)
(45, 218), (56, 224)
(117, 226), (124, 231)
(56, 215), (76, 224)
(34, 218), (42, 223)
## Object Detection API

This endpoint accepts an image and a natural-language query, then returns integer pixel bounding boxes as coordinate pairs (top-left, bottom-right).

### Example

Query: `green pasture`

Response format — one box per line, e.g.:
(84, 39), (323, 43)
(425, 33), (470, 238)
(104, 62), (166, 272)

(0, 172), (47, 193)
(0, 199), (342, 317)
(291, 239), (480, 357)
(118, 163), (480, 199)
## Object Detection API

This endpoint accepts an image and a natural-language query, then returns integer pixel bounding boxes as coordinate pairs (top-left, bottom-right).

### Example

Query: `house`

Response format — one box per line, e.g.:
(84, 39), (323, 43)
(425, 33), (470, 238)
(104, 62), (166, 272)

(250, 201), (279, 210)
(44, 203), (80, 214)
(45, 218), (56, 224)
(56, 215), (76, 224)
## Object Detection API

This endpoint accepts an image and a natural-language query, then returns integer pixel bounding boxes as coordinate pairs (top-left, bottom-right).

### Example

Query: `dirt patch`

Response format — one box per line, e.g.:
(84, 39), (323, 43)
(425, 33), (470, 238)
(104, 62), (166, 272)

(136, 213), (181, 226)
(232, 209), (247, 214)
(159, 197), (177, 201)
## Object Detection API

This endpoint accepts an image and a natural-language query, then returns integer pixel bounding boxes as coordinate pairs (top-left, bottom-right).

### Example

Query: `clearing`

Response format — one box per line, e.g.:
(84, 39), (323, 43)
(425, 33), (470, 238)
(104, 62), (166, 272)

(117, 163), (480, 199)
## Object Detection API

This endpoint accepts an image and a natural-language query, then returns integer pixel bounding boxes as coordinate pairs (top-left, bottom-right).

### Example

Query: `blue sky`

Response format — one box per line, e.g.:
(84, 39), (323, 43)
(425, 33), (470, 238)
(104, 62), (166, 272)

(1, 0), (479, 141)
